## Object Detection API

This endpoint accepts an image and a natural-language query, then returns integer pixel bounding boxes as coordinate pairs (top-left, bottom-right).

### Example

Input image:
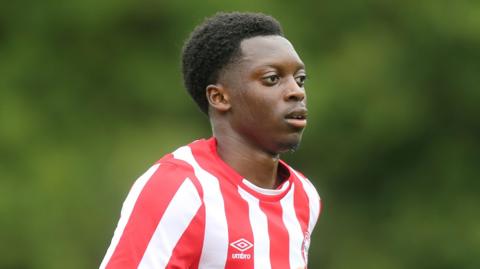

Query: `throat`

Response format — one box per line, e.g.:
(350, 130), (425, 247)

(215, 136), (289, 189)
(248, 162), (290, 189)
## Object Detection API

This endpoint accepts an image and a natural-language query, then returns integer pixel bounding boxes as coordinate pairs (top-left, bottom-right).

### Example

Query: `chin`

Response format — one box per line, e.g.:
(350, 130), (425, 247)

(281, 140), (301, 153)
(276, 134), (303, 153)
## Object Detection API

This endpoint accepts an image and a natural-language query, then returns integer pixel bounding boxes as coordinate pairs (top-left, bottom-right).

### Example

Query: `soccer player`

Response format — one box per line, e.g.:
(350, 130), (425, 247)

(100, 12), (321, 269)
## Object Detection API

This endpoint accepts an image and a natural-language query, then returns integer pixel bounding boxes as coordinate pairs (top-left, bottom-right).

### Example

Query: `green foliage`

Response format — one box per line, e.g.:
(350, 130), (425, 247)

(1, 1), (479, 268)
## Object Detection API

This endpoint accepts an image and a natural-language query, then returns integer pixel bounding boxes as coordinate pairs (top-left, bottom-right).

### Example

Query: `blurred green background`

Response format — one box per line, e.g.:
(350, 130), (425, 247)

(1, 0), (479, 268)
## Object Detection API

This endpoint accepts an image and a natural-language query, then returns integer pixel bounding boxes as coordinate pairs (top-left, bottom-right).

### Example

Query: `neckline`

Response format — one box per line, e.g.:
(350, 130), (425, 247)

(242, 178), (290, 195)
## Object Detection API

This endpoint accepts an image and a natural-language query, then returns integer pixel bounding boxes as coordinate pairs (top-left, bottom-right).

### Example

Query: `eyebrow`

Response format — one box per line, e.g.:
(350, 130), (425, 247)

(254, 63), (306, 72)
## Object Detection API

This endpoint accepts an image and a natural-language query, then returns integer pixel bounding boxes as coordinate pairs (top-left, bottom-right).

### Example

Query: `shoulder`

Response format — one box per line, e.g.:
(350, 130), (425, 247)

(281, 160), (321, 200)
(133, 139), (215, 201)
(286, 165), (323, 231)
(146, 154), (203, 194)
(291, 169), (320, 199)
(122, 154), (203, 213)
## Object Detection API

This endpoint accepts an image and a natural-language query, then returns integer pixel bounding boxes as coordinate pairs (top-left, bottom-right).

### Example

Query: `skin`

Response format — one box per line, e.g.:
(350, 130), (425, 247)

(206, 35), (308, 189)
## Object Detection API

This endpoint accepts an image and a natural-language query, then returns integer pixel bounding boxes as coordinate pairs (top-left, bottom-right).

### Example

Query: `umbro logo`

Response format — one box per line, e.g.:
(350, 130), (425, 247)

(230, 238), (253, 252)
(230, 238), (253, 260)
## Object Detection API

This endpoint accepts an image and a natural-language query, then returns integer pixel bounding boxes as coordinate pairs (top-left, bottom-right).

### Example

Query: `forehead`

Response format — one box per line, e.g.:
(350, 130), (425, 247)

(237, 35), (304, 70)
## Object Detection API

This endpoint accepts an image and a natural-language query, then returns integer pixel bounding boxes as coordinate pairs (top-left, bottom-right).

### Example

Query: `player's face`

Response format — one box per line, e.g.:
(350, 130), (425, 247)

(222, 35), (308, 155)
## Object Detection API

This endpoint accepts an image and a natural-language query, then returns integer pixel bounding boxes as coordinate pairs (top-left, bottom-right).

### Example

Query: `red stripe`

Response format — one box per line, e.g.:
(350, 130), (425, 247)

(222, 183), (255, 269)
(165, 203), (206, 268)
(189, 141), (255, 268)
(260, 201), (290, 269)
(293, 179), (311, 265)
(105, 161), (196, 269)
(293, 179), (310, 236)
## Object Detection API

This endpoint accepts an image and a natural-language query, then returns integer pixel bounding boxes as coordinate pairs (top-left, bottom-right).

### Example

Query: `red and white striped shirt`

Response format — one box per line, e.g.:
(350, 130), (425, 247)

(100, 137), (321, 269)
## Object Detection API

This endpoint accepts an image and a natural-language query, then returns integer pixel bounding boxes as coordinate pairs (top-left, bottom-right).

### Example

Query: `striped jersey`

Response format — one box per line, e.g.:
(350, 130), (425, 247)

(100, 137), (321, 269)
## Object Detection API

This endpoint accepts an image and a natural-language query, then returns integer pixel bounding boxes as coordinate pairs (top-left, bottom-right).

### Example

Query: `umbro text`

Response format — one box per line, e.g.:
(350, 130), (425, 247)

(232, 253), (251, 260)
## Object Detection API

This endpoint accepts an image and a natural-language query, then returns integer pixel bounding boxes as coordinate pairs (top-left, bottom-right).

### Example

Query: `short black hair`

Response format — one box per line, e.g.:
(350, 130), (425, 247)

(181, 12), (284, 114)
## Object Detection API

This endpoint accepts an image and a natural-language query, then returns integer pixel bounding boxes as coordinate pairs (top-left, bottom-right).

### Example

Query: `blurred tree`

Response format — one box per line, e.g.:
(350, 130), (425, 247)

(1, 0), (478, 268)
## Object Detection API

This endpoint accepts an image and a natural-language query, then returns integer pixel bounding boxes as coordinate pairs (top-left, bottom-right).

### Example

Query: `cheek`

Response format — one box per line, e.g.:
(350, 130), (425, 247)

(230, 81), (281, 124)
(243, 94), (274, 120)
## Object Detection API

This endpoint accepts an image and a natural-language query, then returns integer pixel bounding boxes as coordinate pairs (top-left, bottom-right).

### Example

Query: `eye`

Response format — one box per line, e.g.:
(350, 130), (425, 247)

(295, 74), (307, 87)
(262, 74), (280, 86)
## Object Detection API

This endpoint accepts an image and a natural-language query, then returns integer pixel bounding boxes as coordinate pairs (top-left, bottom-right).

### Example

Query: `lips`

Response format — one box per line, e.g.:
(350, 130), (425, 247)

(285, 108), (308, 129)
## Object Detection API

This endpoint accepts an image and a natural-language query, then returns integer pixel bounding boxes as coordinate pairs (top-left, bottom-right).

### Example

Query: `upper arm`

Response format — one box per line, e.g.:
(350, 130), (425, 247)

(100, 163), (203, 269)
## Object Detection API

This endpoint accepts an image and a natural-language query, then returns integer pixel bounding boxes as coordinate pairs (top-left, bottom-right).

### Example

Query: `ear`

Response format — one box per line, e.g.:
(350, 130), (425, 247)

(206, 84), (231, 112)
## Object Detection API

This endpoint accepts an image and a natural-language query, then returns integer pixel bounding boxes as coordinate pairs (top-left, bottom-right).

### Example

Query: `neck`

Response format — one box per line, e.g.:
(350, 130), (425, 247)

(213, 128), (281, 189)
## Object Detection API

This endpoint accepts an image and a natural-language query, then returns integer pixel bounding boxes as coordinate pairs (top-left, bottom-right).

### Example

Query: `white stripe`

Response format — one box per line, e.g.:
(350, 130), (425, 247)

(100, 164), (161, 269)
(172, 146), (229, 269)
(238, 187), (271, 269)
(242, 178), (290, 195)
(291, 170), (320, 234)
(138, 178), (201, 269)
(280, 185), (306, 268)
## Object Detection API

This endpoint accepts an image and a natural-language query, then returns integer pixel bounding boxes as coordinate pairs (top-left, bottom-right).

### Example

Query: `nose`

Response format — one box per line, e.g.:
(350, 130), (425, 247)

(284, 77), (306, 102)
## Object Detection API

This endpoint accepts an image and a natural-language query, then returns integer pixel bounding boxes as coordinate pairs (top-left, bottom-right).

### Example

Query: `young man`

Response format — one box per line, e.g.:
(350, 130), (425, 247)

(100, 12), (321, 269)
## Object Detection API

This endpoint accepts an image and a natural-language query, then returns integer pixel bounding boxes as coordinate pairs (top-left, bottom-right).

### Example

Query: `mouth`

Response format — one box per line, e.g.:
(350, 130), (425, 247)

(284, 108), (308, 129)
